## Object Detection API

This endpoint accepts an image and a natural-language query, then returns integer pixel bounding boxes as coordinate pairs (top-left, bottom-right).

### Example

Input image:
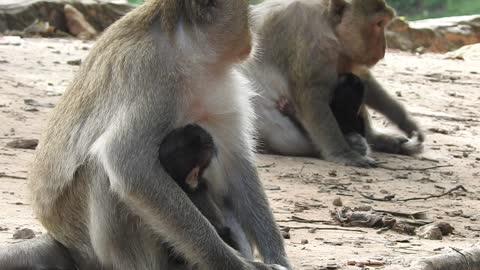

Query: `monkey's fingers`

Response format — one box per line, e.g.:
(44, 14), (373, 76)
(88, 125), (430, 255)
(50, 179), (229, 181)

(400, 134), (424, 156)
(409, 131), (425, 143)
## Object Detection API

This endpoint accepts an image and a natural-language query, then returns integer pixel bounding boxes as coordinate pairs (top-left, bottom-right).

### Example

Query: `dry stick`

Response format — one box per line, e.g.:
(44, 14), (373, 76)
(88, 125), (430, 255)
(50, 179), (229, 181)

(0, 173), (27, 180)
(281, 226), (367, 233)
(354, 185), (468, 202)
(277, 216), (331, 224)
(377, 164), (453, 171)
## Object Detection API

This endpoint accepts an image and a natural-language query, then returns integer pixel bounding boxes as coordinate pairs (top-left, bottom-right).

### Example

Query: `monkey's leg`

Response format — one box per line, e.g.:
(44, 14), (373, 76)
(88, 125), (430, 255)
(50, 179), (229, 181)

(225, 154), (292, 270)
(0, 234), (76, 270)
(254, 97), (314, 156)
(88, 177), (175, 270)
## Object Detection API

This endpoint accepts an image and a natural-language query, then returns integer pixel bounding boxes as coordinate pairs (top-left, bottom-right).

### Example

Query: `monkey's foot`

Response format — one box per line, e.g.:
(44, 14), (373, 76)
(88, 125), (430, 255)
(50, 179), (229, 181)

(276, 96), (295, 117)
(328, 150), (377, 168)
(345, 132), (370, 156)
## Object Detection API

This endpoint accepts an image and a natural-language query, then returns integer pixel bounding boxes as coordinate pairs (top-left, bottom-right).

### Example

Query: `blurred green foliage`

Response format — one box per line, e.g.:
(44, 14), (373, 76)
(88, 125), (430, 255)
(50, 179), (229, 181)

(127, 0), (480, 20)
(388, 0), (480, 20)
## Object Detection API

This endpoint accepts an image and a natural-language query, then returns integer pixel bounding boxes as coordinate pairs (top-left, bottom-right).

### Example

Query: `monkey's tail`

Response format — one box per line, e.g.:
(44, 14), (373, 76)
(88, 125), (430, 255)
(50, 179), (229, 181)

(0, 234), (76, 270)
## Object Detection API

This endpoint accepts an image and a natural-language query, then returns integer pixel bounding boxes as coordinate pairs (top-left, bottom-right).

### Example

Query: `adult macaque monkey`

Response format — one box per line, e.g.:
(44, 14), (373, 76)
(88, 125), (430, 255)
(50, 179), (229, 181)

(0, 0), (291, 269)
(243, 0), (424, 167)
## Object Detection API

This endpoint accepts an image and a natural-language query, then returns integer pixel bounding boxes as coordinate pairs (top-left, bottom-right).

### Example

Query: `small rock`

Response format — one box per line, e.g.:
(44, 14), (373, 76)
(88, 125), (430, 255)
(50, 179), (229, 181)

(428, 127), (449, 135)
(416, 224), (443, 240)
(67, 59), (82, 66)
(326, 263), (341, 269)
(13, 228), (36, 240)
(395, 91), (402, 97)
(476, 158), (480, 161)
(6, 139), (39, 150)
(416, 222), (454, 240)
(23, 107), (39, 112)
(24, 99), (55, 108)
(0, 60), (9, 64)
(437, 222), (454, 235)
(265, 185), (281, 191)
(281, 231), (290, 239)
(328, 170), (337, 177)
(301, 239), (309, 244)
(463, 152), (469, 158)
(332, 197), (343, 207)
(308, 228), (316, 233)
(446, 209), (463, 217)
(0, 227), (8, 231)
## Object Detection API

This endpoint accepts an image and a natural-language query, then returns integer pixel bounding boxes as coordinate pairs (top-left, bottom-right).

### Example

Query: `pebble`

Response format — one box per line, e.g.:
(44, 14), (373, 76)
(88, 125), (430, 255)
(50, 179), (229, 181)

(332, 197), (343, 207)
(13, 228), (36, 240)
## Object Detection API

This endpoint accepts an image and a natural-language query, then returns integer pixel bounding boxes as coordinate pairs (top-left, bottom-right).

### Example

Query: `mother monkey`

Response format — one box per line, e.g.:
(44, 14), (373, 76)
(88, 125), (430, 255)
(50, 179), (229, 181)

(243, 0), (424, 167)
(0, 0), (291, 269)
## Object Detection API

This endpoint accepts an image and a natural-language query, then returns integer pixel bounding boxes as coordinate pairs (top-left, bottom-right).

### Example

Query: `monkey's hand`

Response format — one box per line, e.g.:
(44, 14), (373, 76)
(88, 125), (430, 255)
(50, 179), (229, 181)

(399, 118), (425, 143)
(368, 132), (423, 156)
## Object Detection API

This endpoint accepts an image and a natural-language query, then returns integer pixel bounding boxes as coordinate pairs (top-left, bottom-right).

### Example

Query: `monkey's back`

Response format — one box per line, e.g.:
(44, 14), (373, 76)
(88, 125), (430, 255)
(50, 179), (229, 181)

(26, 2), (168, 252)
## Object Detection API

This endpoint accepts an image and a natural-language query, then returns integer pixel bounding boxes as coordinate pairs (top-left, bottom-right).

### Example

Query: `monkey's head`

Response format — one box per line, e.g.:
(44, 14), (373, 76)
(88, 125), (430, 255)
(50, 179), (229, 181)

(333, 0), (395, 67)
(175, 0), (253, 65)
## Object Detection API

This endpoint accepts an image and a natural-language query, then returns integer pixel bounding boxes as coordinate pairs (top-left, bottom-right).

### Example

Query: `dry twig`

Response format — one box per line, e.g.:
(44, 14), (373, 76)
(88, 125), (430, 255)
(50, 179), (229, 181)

(377, 164), (453, 171)
(354, 185), (467, 202)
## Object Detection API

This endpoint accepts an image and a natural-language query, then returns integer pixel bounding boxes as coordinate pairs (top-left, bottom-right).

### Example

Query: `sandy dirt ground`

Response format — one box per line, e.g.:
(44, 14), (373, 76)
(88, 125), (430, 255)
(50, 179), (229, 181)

(0, 37), (479, 269)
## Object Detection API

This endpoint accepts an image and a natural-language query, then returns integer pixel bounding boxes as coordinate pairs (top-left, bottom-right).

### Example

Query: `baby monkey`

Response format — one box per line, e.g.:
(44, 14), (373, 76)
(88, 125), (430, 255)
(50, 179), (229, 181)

(159, 124), (238, 251)
(278, 73), (369, 156)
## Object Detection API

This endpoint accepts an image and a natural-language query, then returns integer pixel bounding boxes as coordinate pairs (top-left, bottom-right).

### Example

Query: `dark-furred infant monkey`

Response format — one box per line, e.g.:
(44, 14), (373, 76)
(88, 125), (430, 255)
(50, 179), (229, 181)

(159, 124), (238, 251)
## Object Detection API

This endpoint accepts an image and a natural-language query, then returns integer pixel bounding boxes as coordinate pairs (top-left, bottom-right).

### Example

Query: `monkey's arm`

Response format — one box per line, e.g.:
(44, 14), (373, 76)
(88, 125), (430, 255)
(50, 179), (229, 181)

(226, 153), (292, 270)
(295, 75), (376, 167)
(360, 69), (424, 141)
(91, 109), (250, 270)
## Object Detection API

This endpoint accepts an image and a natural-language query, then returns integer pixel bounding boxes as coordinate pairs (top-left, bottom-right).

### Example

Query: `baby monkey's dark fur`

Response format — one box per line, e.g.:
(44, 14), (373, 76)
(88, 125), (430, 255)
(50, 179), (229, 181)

(331, 73), (366, 137)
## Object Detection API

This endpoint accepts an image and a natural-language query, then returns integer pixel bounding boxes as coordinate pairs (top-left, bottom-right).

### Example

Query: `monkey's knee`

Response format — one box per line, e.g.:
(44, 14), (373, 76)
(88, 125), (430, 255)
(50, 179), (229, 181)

(345, 133), (370, 156)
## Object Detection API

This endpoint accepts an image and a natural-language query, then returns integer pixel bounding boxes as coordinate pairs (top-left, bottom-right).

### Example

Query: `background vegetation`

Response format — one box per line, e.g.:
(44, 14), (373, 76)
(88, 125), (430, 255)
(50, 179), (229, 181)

(127, 0), (480, 21)
(388, 0), (480, 20)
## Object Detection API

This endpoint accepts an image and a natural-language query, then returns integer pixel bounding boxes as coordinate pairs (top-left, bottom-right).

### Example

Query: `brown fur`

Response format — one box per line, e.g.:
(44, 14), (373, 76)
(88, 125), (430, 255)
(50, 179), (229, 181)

(244, 0), (423, 167)
(1, 0), (291, 270)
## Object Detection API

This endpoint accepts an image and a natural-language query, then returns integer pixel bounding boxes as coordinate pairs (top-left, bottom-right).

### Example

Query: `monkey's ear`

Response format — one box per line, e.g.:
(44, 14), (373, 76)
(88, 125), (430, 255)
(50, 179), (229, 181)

(329, 0), (348, 20)
(186, 0), (217, 24)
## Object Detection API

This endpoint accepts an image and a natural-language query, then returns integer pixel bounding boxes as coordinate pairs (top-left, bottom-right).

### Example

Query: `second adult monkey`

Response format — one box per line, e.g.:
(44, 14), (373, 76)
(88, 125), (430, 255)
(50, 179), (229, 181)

(0, 0), (291, 269)
(243, 0), (424, 167)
